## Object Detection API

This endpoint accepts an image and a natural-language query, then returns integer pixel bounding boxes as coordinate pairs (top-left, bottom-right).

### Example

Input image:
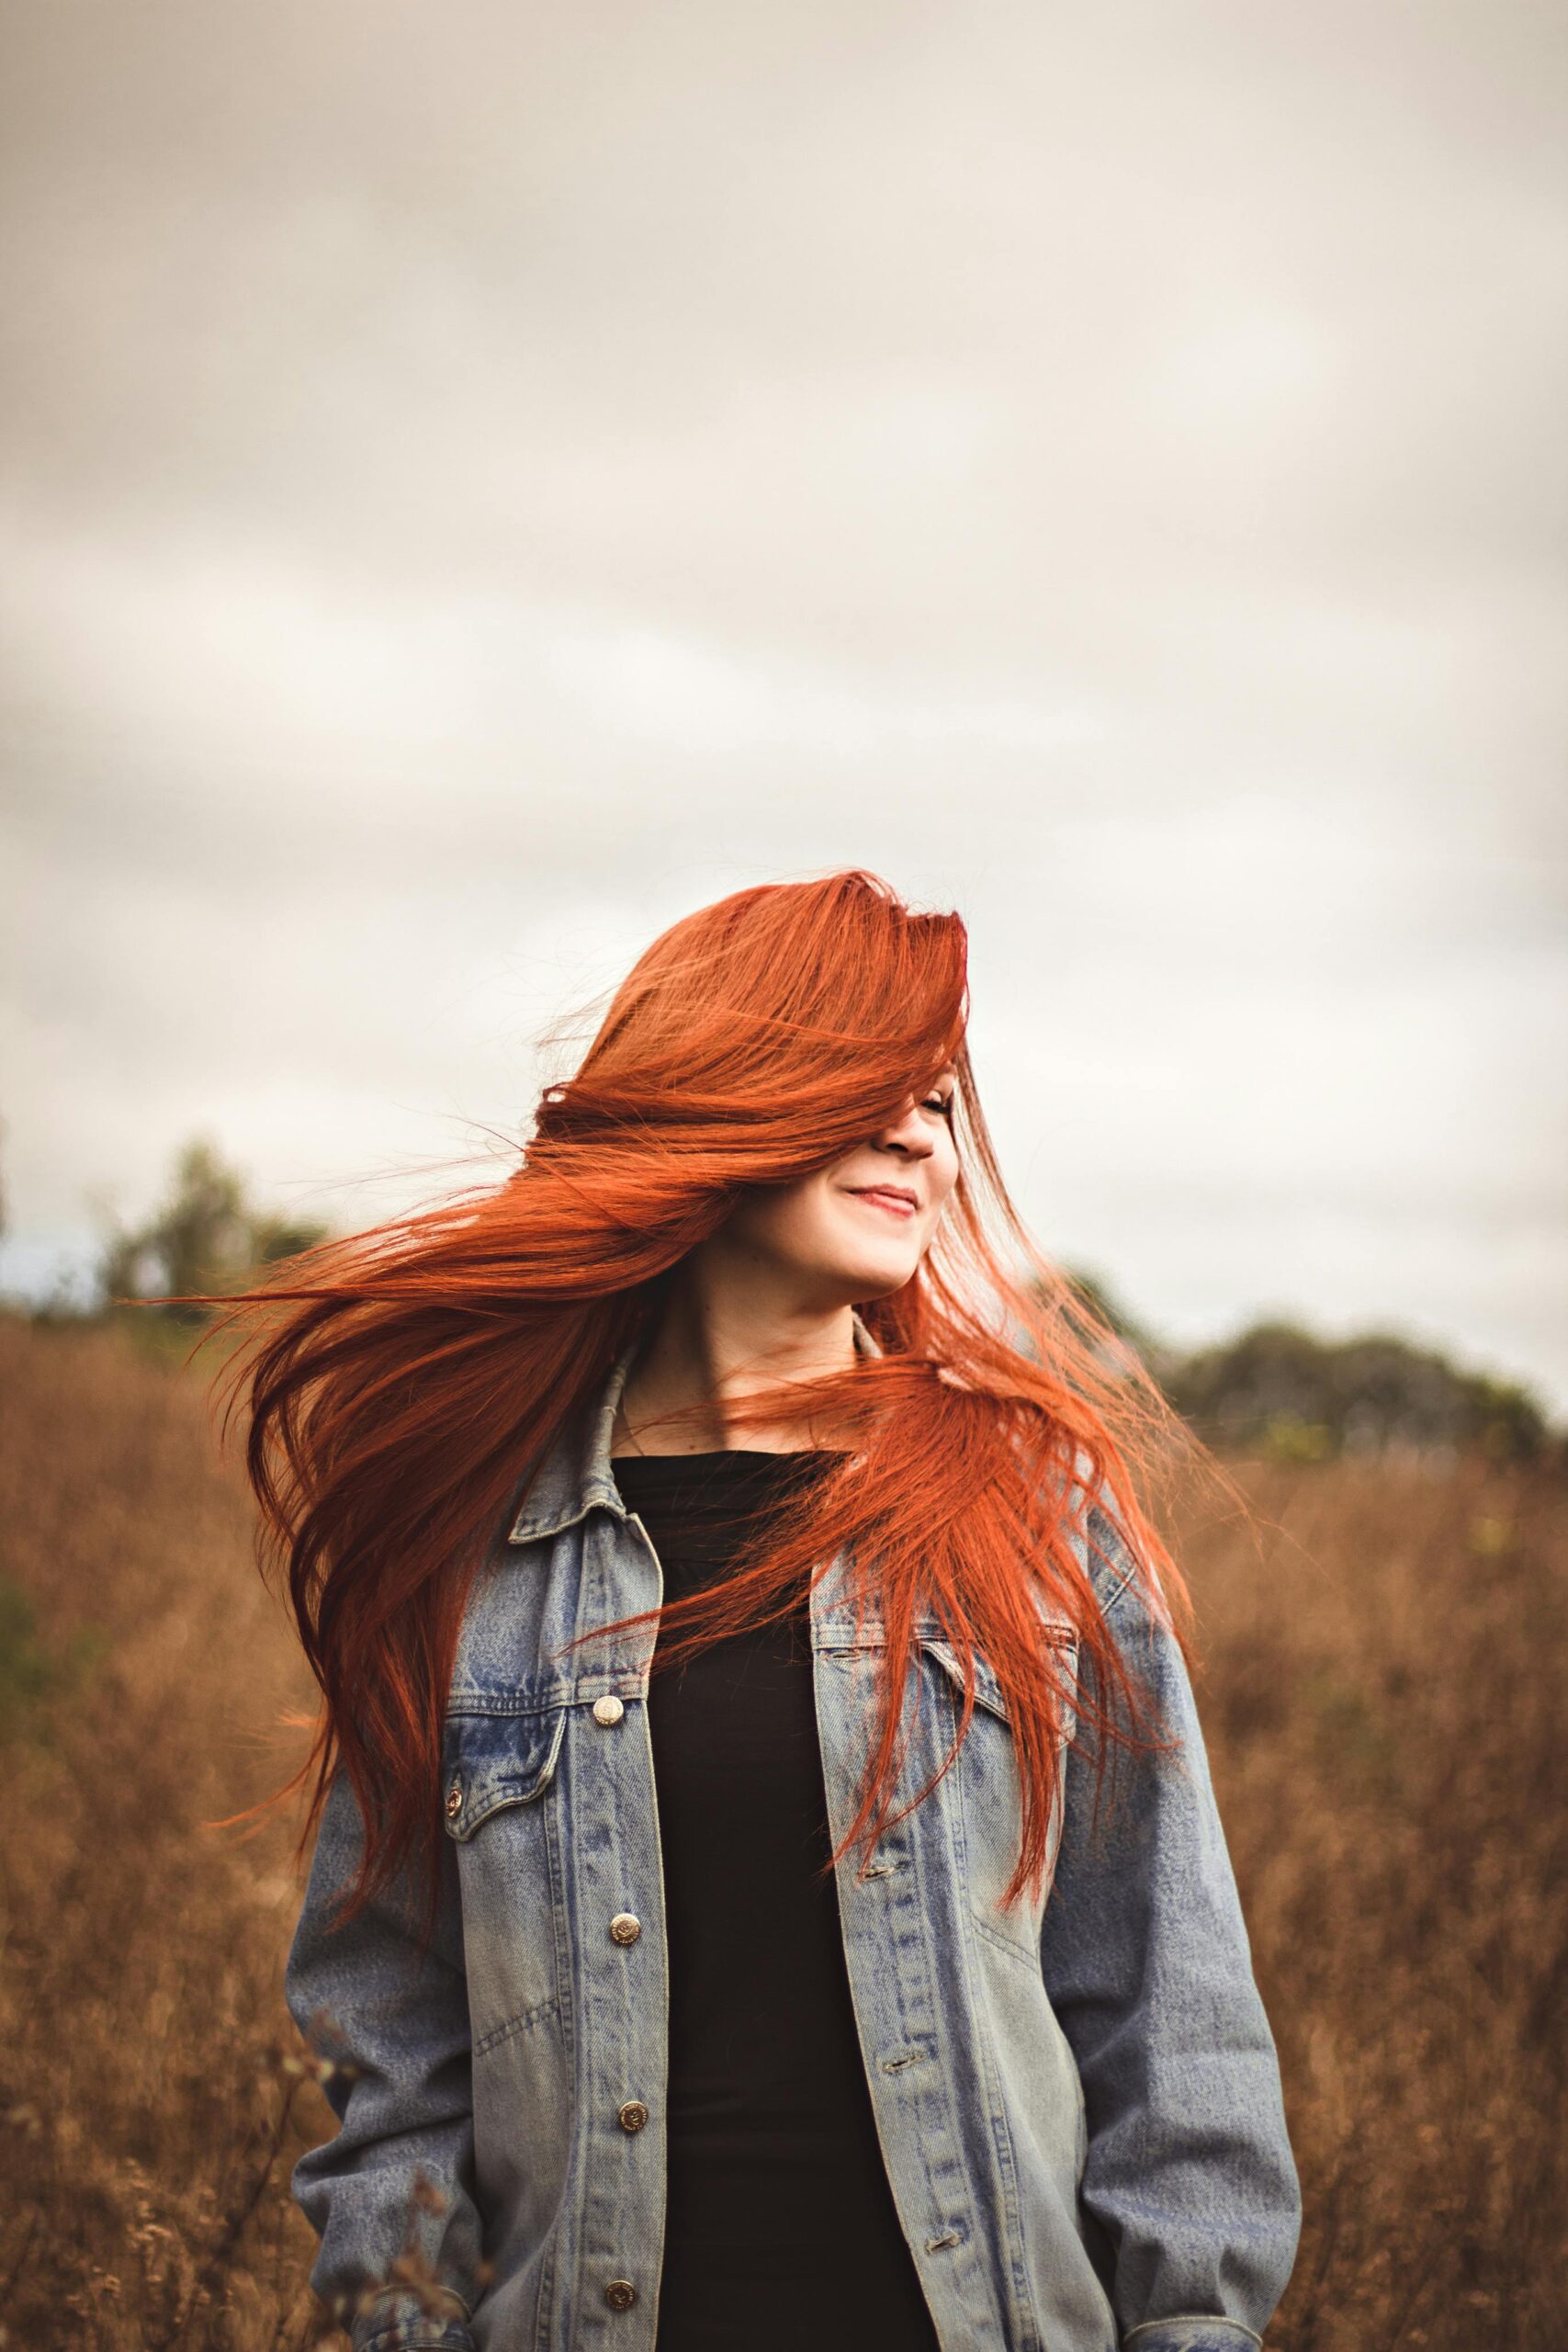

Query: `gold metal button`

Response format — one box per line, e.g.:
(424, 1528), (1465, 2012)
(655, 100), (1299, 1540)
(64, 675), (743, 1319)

(445, 1784), (463, 1818)
(609, 1913), (642, 1946)
(604, 2278), (637, 2312)
(592, 1693), (626, 1726)
(616, 2098), (649, 2133)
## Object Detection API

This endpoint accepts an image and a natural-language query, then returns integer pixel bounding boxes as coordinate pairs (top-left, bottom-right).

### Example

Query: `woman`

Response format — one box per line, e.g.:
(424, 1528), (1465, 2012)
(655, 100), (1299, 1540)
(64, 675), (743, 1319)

(231, 870), (1300, 2352)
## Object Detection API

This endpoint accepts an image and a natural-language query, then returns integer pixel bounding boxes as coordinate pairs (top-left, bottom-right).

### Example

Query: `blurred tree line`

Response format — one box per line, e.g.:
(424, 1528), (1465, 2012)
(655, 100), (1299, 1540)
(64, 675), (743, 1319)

(28, 1135), (1558, 1466)
(1057, 1269), (1552, 1467)
(98, 1137), (330, 1326)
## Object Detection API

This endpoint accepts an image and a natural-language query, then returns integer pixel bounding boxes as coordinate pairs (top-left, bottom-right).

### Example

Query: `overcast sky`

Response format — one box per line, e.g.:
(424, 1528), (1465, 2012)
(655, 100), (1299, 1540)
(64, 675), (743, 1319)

(2, 1), (1565, 1408)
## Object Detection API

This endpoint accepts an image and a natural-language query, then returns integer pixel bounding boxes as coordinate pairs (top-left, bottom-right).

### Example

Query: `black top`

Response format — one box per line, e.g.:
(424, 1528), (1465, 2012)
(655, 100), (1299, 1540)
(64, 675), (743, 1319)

(610, 1448), (942, 2352)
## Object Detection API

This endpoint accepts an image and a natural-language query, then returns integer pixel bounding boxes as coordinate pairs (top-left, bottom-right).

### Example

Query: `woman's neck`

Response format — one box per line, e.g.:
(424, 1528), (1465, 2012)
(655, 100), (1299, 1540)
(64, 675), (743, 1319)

(615, 1255), (859, 1456)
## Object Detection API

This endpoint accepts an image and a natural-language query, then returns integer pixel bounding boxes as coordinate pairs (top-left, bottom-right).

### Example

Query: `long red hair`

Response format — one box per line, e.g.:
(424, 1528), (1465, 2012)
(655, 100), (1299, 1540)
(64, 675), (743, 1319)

(207, 870), (1209, 1932)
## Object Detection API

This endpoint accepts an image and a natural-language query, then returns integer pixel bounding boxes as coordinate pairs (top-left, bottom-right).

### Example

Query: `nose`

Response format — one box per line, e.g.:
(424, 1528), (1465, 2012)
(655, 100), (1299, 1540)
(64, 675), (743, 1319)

(874, 1098), (936, 1159)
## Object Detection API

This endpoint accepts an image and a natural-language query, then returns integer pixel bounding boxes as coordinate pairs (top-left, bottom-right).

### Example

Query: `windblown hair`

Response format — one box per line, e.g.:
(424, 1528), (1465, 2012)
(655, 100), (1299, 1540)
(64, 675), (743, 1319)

(207, 869), (1208, 1935)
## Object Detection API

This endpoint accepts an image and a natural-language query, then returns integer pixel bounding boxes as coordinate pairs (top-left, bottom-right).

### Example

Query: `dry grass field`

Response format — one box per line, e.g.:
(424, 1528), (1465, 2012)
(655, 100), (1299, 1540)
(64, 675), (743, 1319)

(1, 1309), (1562, 2350)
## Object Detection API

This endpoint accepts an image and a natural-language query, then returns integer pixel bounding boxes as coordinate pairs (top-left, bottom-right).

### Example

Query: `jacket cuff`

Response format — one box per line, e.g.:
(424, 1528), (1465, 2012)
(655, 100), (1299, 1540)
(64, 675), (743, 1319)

(1123, 2323), (1265, 2352)
(351, 2286), (476, 2352)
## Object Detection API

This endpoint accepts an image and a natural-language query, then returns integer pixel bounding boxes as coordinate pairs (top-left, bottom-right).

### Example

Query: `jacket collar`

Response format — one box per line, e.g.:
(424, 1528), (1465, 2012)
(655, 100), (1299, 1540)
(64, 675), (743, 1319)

(506, 1308), (884, 1546)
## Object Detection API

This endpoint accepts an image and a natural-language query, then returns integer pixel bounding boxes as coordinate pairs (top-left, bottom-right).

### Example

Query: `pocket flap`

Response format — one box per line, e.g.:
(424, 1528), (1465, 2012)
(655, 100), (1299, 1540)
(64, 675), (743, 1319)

(441, 1707), (566, 1841)
(818, 1611), (1078, 1729)
(919, 1635), (1012, 1722)
(919, 1622), (1079, 1731)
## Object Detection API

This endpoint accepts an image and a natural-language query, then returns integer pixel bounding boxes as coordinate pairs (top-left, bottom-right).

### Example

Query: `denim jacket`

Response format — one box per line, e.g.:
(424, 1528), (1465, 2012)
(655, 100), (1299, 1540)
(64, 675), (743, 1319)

(286, 1318), (1301, 2352)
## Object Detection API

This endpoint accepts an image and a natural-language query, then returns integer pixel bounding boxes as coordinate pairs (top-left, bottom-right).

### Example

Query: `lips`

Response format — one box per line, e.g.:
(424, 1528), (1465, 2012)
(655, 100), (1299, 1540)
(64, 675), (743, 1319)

(846, 1186), (919, 1218)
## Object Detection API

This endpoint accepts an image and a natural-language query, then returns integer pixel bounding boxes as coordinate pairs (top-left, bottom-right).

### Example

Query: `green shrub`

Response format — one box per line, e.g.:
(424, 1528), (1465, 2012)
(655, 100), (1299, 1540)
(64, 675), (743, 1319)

(0, 1572), (107, 1743)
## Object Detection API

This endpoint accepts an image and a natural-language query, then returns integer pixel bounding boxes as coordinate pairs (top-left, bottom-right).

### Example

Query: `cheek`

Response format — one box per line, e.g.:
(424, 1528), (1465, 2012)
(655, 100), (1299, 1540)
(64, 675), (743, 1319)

(768, 1182), (903, 1271)
(773, 1192), (836, 1258)
(931, 1132), (961, 1208)
(730, 1181), (841, 1261)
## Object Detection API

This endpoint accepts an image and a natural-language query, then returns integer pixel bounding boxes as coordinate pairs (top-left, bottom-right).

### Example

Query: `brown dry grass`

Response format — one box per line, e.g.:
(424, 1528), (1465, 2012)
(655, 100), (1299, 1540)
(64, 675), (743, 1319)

(0, 1311), (1562, 2349)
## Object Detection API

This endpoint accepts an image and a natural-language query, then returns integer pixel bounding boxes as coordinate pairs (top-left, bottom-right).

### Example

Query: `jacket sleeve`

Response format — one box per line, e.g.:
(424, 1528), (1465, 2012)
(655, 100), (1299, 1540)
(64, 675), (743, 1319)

(285, 1766), (482, 2352)
(1038, 1503), (1302, 2352)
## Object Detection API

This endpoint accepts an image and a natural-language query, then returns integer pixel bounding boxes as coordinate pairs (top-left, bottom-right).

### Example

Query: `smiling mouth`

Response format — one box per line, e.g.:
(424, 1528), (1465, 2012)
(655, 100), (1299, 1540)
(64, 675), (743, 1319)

(846, 1187), (919, 1219)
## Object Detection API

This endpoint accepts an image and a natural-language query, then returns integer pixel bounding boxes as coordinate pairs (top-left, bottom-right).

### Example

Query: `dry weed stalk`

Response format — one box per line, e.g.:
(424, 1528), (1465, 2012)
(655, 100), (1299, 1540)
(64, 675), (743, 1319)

(0, 1313), (1562, 2350)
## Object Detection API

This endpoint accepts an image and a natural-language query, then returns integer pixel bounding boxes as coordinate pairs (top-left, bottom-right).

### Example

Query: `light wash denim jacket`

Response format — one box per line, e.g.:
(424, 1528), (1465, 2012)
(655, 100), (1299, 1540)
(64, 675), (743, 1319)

(287, 1319), (1301, 2352)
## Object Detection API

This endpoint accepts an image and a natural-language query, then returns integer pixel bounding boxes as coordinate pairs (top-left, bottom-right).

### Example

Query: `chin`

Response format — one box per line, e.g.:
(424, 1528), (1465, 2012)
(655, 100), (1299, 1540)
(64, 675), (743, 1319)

(830, 1250), (919, 1302)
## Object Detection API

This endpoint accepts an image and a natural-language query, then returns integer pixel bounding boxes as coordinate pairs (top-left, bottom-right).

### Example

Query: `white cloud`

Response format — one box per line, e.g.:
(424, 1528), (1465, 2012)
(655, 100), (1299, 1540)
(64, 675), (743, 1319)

(1, 0), (1563, 1408)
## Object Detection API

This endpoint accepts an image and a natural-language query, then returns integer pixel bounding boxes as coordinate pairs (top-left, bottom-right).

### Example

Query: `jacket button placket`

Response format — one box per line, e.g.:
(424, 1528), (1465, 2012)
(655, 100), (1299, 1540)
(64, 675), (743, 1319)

(572, 1511), (668, 2344)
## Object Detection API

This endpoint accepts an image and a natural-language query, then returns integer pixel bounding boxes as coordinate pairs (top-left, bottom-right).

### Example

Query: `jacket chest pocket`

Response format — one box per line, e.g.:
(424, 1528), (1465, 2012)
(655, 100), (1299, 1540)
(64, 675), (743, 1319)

(915, 1624), (1080, 1967)
(917, 1624), (1079, 1753)
(442, 1705), (566, 1838)
(441, 1704), (569, 2054)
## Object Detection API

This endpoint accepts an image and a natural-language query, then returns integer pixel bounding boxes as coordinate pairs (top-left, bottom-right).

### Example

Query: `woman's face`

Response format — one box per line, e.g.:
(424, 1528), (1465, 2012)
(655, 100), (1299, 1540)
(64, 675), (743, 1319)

(718, 1068), (961, 1305)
